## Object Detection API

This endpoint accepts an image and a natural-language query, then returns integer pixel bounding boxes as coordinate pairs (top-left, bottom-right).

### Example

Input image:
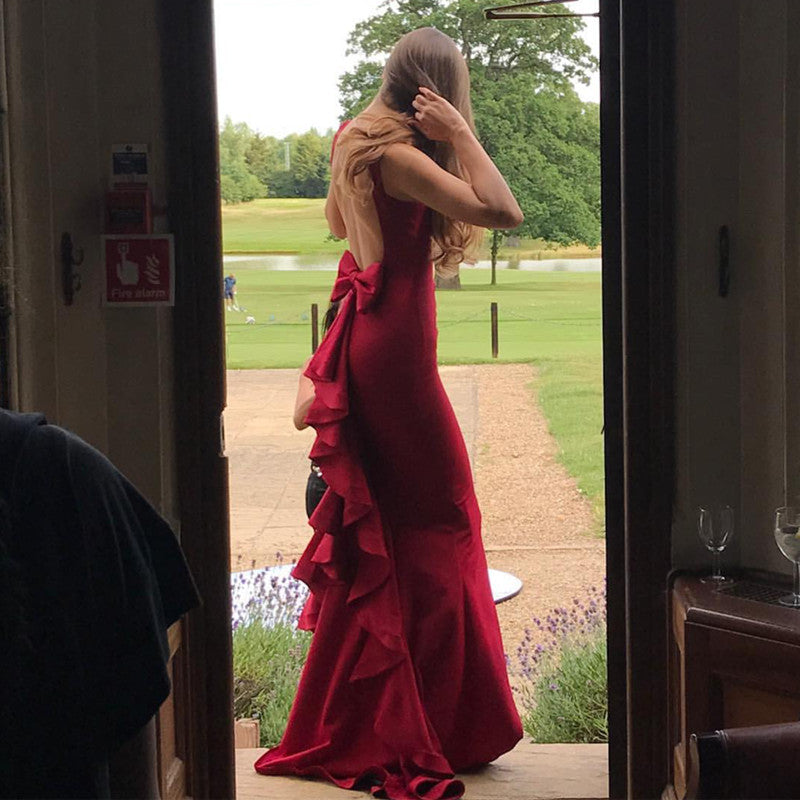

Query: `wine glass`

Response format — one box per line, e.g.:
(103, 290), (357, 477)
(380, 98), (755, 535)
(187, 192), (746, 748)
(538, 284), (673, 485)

(697, 505), (734, 583)
(773, 507), (800, 607)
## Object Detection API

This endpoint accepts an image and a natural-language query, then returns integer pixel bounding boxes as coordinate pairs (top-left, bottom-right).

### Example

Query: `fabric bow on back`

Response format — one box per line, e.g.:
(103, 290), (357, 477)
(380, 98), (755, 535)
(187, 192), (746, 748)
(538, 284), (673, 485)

(330, 251), (382, 313)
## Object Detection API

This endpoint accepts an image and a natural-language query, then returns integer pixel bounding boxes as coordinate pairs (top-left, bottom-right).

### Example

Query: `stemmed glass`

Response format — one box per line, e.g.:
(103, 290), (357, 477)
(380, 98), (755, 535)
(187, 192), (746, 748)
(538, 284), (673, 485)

(697, 505), (734, 584)
(773, 507), (800, 607)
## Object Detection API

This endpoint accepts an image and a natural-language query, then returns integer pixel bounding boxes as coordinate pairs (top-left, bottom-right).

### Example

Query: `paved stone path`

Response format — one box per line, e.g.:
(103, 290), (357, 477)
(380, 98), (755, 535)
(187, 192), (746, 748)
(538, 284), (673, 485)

(225, 364), (606, 653)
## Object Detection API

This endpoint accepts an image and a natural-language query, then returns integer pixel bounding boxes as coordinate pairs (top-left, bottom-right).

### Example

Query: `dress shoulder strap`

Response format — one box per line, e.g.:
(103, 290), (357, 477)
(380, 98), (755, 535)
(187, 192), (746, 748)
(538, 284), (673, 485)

(330, 120), (351, 163)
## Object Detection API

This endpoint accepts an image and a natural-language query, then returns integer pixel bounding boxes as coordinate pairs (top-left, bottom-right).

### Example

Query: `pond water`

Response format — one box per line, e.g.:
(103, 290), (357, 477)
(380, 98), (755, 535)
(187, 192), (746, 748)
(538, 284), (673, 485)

(223, 253), (601, 273)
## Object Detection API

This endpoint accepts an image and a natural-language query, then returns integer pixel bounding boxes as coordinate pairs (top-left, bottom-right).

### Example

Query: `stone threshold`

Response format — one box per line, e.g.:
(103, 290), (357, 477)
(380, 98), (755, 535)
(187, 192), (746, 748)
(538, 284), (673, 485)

(235, 741), (608, 800)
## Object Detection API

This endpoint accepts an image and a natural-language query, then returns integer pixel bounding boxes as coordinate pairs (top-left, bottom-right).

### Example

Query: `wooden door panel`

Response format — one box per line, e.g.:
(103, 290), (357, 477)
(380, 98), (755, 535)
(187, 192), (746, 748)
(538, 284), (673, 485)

(158, 623), (188, 799)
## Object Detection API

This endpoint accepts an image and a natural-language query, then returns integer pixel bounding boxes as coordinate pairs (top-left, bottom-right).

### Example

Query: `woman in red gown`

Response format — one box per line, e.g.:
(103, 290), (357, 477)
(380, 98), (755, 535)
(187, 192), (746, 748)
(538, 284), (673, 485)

(255, 27), (524, 800)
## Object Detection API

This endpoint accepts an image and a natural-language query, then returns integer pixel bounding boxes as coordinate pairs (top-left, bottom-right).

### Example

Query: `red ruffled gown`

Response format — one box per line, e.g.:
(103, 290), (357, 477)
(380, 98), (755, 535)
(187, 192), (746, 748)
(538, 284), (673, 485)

(254, 158), (522, 799)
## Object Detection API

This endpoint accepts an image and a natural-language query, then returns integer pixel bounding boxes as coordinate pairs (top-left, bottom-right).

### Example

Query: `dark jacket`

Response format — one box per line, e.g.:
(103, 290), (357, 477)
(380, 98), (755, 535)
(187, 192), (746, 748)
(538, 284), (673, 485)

(0, 410), (199, 799)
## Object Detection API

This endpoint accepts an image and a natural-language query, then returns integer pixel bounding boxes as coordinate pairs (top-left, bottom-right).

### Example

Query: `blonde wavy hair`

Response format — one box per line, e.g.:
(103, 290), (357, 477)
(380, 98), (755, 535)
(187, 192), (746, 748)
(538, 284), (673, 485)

(338, 27), (482, 279)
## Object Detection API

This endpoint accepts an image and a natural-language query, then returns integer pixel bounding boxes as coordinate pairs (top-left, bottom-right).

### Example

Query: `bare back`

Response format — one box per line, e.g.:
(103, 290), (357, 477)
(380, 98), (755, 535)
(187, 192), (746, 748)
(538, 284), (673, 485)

(328, 124), (385, 271)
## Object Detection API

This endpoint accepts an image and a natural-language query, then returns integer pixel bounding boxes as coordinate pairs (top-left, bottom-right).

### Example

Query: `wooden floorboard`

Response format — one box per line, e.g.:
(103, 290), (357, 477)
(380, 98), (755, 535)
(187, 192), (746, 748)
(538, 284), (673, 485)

(236, 742), (608, 799)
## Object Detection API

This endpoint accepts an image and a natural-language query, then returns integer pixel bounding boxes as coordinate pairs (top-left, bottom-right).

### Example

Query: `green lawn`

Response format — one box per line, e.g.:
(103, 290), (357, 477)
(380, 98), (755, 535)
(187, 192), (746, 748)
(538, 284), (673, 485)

(225, 267), (604, 526)
(221, 198), (601, 260)
(222, 198), (344, 254)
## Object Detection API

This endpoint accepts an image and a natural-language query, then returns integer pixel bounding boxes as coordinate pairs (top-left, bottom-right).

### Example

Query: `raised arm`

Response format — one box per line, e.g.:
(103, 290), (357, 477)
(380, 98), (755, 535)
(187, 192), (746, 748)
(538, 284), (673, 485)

(380, 87), (523, 230)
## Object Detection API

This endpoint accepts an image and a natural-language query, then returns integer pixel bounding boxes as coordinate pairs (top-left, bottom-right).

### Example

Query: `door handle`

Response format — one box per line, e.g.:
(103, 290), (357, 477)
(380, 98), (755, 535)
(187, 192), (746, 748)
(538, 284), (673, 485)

(60, 232), (84, 306)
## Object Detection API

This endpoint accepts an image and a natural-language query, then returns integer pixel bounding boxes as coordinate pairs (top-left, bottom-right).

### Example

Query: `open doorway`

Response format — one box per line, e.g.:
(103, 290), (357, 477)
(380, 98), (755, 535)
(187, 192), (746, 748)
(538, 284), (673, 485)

(0, 0), (681, 797)
(214, 1), (609, 796)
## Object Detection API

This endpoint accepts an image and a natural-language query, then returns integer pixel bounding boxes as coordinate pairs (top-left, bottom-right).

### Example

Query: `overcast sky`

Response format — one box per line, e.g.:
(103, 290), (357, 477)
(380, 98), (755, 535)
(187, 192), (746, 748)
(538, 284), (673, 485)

(213, 0), (599, 139)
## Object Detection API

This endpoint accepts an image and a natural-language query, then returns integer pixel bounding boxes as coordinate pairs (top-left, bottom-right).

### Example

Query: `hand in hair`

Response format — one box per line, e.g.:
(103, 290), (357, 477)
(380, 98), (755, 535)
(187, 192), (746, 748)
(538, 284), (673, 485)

(410, 87), (470, 143)
(382, 110), (523, 230)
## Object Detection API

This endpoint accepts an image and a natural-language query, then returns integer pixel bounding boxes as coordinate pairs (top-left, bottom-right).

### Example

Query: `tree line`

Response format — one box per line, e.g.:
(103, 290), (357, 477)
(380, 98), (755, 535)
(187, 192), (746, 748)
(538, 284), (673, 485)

(219, 119), (334, 203)
(220, 1), (600, 251)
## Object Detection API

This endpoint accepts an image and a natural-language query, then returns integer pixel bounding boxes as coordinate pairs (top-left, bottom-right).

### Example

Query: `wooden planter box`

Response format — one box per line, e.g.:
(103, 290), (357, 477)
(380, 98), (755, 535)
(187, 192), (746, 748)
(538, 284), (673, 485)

(234, 718), (260, 749)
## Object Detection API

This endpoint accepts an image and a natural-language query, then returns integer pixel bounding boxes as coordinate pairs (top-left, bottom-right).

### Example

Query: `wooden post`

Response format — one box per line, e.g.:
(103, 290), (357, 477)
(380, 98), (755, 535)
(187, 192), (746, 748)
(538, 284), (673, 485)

(491, 302), (498, 358)
(311, 303), (319, 352)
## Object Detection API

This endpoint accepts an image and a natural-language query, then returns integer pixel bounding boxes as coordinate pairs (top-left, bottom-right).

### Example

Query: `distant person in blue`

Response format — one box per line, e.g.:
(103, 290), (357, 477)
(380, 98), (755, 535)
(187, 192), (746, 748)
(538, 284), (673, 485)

(224, 273), (239, 311)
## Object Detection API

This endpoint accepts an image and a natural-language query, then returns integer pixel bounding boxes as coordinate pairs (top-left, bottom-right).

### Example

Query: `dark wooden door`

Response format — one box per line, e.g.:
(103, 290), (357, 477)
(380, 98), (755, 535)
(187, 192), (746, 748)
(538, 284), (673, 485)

(600, 1), (676, 797)
(160, 2), (235, 797)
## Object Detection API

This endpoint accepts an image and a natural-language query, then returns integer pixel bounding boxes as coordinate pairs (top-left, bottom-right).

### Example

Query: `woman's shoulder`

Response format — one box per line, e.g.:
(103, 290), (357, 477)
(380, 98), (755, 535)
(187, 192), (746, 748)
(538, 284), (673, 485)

(382, 141), (427, 163)
(380, 142), (437, 185)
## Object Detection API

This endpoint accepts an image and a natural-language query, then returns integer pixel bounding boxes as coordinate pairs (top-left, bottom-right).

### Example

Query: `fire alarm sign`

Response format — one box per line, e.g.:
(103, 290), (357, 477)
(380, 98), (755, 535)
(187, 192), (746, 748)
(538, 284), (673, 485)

(103, 234), (174, 306)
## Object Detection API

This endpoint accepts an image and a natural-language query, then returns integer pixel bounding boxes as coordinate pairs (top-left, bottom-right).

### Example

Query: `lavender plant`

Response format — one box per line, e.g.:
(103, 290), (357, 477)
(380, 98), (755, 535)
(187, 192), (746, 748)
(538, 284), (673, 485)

(511, 582), (608, 743)
(231, 555), (312, 747)
(231, 554), (309, 629)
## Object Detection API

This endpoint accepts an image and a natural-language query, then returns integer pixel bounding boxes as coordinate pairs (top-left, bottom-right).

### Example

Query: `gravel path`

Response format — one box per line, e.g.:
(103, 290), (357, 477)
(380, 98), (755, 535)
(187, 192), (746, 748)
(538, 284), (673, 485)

(227, 363), (606, 654)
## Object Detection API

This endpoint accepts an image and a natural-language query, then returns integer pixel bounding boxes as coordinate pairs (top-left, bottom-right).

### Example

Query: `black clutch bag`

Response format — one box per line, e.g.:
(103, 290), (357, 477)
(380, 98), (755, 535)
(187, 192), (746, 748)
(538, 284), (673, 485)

(305, 464), (328, 517)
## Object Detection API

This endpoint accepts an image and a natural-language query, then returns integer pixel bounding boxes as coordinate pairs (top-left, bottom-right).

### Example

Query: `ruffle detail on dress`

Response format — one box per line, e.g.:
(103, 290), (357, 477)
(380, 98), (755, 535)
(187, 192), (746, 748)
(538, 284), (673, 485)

(279, 250), (465, 799)
(292, 250), (406, 679)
